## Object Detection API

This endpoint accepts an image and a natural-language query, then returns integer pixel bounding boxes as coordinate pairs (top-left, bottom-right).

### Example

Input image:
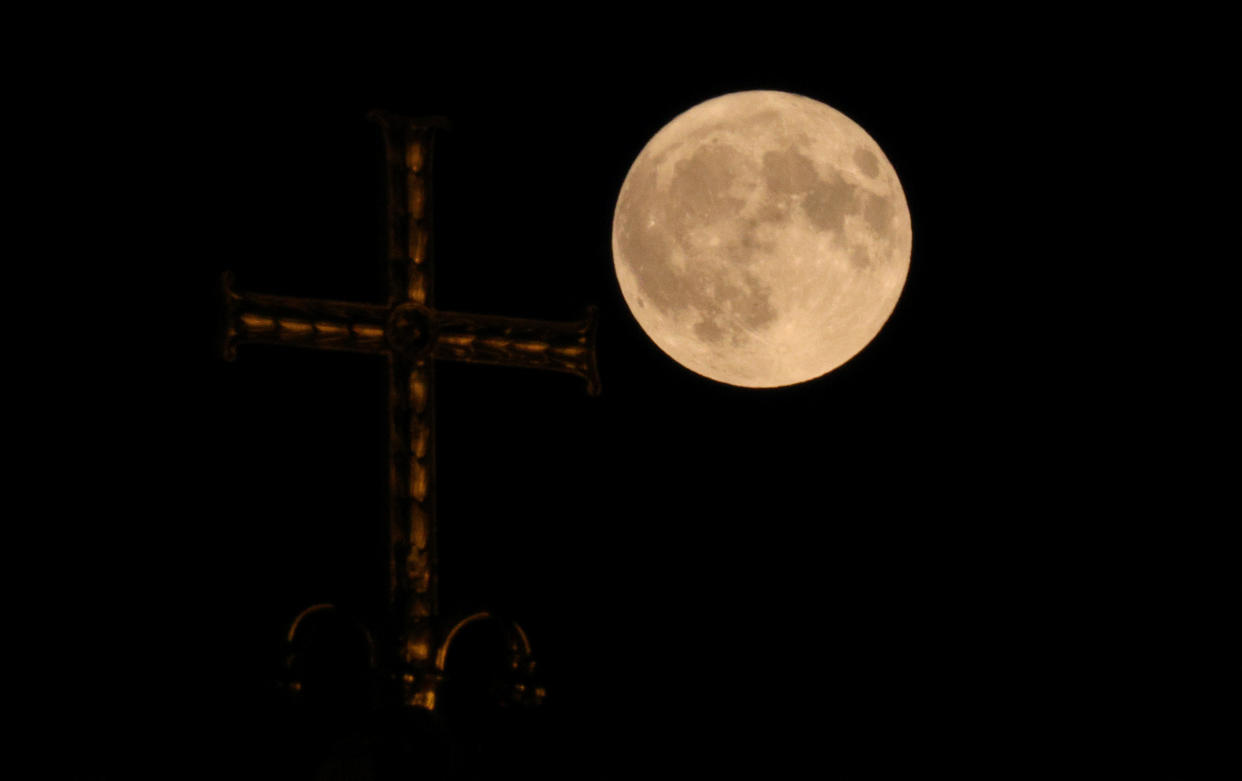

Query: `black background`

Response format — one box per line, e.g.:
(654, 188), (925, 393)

(51, 17), (1222, 779)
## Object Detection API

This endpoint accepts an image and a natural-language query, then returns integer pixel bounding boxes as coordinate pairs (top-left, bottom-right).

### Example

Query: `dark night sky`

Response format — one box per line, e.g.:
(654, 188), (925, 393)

(50, 18), (1223, 779)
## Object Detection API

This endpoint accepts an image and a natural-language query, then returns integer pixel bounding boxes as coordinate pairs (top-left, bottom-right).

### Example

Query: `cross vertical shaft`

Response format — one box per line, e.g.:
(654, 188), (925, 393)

(374, 111), (442, 707)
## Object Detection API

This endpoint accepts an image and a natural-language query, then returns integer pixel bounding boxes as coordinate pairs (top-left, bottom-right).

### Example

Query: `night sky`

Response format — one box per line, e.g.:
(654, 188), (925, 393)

(56, 20), (1218, 779)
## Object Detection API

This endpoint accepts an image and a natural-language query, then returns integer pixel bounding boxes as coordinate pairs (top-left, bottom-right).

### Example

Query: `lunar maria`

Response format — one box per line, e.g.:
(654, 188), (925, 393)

(612, 90), (912, 388)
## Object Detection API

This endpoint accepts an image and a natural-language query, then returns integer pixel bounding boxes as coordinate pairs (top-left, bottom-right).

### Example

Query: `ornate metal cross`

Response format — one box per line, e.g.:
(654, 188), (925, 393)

(222, 111), (599, 711)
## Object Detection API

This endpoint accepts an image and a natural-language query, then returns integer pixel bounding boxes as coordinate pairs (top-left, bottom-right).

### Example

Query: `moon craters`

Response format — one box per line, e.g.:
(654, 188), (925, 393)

(613, 91), (911, 387)
(616, 143), (779, 345)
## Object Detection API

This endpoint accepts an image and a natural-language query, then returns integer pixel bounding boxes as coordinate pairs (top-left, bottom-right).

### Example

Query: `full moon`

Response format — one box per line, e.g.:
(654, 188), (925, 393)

(612, 90), (912, 387)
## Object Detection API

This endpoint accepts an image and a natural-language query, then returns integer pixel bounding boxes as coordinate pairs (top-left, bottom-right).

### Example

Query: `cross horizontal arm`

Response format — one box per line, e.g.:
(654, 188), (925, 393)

(431, 307), (601, 396)
(221, 272), (390, 359)
(223, 273), (601, 395)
